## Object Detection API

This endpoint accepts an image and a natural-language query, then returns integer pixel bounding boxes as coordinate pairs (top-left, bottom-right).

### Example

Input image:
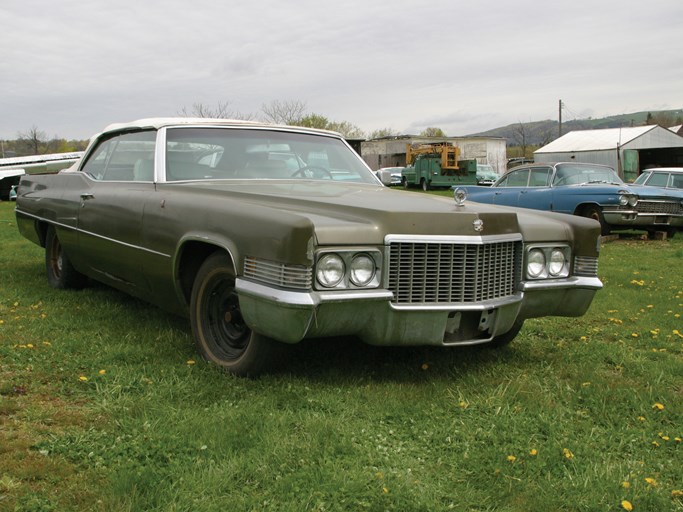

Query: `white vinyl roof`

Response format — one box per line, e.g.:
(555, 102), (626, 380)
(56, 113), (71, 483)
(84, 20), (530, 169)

(536, 126), (657, 153)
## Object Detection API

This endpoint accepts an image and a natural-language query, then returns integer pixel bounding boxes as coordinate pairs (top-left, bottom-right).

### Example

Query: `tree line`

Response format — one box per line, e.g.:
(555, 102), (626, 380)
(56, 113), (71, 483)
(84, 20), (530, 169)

(1, 99), (447, 158)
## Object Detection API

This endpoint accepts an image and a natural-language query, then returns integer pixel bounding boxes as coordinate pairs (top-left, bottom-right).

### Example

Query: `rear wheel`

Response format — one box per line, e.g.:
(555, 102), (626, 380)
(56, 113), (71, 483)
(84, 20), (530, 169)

(190, 252), (283, 377)
(45, 226), (87, 289)
(581, 205), (609, 236)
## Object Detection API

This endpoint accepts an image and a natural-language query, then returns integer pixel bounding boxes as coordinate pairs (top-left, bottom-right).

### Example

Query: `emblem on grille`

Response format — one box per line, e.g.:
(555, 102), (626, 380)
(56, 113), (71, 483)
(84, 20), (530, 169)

(473, 219), (484, 232)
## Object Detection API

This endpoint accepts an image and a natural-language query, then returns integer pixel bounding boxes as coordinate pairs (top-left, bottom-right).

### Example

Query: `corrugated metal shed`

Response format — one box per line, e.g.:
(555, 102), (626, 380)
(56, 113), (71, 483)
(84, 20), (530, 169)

(534, 125), (683, 180)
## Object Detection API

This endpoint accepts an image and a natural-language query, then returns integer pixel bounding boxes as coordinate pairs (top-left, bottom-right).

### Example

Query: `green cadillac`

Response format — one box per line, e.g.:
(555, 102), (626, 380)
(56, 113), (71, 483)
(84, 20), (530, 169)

(15, 119), (603, 376)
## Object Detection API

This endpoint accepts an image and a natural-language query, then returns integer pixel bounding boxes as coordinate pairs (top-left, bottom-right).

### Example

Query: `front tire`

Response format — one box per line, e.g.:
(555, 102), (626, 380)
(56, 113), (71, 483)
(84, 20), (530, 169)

(190, 252), (282, 377)
(487, 319), (525, 348)
(45, 226), (87, 289)
(581, 205), (609, 236)
(421, 179), (430, 191)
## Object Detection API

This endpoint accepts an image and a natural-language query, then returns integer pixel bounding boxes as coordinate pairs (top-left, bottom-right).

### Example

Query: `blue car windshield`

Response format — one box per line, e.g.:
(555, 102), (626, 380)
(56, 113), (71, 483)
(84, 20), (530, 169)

(552, 164), (623, 186)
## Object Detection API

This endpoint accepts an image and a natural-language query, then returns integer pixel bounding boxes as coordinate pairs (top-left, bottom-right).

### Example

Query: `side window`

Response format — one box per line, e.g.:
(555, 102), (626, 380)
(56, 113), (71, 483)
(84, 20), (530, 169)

(647, 172), (669, 187)
(81, 130), (156, 181)
(504, 169), (530, 187)
(529, 167), (551, 187)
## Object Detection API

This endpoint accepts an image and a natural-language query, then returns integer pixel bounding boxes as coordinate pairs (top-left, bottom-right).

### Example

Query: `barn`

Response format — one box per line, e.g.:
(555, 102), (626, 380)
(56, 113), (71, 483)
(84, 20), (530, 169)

(533, 125), (683, 182)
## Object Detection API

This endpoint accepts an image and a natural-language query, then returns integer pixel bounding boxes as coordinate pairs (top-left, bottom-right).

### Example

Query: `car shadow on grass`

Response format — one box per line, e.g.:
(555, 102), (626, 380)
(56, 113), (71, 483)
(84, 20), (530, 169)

(272, 335), (519, 384)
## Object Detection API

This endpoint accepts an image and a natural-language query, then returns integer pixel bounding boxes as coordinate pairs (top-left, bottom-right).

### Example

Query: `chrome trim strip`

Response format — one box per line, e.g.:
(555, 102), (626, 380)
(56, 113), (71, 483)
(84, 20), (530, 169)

(521, 276), (603, 291)
(15, 210), (171, 259)
(236, 278), (318, 307)
(389, 293), (523, 311)
(385, 233), (523, 244)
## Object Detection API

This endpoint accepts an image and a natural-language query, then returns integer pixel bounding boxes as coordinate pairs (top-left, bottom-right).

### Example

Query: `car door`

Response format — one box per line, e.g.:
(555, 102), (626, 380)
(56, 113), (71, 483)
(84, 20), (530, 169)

(70, 130), (158, 293)
(491, 168), (529, 206)
(518, 166), (553, 210)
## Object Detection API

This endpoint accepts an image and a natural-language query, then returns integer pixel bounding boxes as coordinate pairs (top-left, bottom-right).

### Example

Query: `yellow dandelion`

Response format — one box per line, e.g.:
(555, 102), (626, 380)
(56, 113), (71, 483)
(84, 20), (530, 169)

(652, 402), (665, 411)
(652, 441), (660, 448)
(675, 437), (682, 443)
(507, 455), (516, 463)
(581, 382), (591, 387)
(382, 487), (389, 494)
(0, 320), (4, 325)
(562, 448), (574, 459)
(186, 359), (196, 365)
(622, 481), (631, 488)
(645, 477), (657, 487)
(637, 416), (646, 421)
(529, 449), (538, 456)
(661, 436), (670, 441)
(459, 401), (468, 409)
(672, 490), (683, 498)
(78, 376), (88, 382)
(98, 369), (106, 375)
(580, 336), (587, 342)
(621, 500), (633, 511)
(673, 329), (683, 338)
(26, 343), (34, 348)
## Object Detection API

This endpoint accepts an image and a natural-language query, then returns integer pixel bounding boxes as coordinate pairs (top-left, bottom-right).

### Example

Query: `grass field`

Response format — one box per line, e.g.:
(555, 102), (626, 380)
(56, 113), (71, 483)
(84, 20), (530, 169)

(1, 200), (681, 511)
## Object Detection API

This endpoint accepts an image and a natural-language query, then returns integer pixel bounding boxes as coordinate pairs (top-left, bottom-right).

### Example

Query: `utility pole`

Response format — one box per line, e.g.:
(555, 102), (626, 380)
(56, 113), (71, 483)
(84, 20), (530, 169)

(558, 99), (563, 137)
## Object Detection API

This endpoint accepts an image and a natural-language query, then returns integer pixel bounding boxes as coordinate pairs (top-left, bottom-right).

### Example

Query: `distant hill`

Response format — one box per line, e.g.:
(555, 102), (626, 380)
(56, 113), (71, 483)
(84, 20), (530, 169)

(469, 109), (683, 146)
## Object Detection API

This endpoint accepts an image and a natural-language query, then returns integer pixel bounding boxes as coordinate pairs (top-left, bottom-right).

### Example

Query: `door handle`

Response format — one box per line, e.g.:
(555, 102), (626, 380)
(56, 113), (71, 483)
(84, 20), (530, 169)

(80, 193), (94, 200)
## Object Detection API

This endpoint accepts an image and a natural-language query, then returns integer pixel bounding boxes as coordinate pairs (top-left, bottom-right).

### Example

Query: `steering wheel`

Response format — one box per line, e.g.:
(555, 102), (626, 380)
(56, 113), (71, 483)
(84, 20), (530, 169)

(291, 166), (333, 180)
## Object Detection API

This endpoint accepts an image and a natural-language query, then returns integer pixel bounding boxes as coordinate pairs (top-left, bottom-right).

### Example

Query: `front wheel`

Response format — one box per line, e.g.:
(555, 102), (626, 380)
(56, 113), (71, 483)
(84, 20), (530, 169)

(421, 179), (430, 191)
(487, 319), (525, 348)
(190, 252), (283, 377)
(45, 226), (87, 289)
(580, 205), (609, 236)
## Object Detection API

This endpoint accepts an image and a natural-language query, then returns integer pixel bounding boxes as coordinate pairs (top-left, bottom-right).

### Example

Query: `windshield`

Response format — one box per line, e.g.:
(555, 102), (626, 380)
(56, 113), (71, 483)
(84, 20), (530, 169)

(552, 164), (623, 186)
(165, 127), (376, 183)
(476, 164), (497, 179)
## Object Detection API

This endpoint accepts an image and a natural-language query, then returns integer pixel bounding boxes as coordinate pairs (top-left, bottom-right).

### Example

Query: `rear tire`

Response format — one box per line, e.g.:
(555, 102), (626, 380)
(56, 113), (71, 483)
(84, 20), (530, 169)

(190, 252), (283, 377)
(45, 226), (87, 289)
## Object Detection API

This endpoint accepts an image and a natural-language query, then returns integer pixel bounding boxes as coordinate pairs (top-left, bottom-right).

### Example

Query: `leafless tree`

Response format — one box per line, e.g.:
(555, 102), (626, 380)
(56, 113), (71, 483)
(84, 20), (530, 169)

(17, 125), (47, 155)
(261, 100), (307, 125)
(512, 122), (529, 157)
(178, 101), (253, 120)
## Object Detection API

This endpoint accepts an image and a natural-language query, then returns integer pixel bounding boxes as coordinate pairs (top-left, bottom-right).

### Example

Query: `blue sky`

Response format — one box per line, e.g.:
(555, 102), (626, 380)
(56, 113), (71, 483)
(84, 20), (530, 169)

(2, 0), (682, 139)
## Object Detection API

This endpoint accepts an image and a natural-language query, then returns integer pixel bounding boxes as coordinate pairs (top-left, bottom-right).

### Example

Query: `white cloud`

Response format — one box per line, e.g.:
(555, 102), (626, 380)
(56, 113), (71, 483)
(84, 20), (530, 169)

(2, 0), (682, 139)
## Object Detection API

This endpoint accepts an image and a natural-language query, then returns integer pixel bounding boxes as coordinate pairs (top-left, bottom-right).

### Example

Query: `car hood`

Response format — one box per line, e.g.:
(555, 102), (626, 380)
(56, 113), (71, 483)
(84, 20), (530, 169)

(176, 181), (584, 245)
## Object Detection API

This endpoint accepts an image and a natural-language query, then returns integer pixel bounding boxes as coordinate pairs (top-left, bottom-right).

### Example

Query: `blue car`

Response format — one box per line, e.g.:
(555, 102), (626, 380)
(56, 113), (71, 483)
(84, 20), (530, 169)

(455, 162), (683, 237)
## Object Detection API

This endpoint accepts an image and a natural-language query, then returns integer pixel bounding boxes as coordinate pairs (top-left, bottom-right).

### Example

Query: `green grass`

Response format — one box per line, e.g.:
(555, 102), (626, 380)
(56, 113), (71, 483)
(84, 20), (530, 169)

(1, 201), (681, 511)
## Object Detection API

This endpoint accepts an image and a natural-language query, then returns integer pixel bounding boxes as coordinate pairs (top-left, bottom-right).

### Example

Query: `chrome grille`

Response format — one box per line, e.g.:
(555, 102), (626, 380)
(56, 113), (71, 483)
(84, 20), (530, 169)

(387, 238), (522, 305)
(243, 257), (312, 290)
(573, 256), (599, 277)
(635, 200), (683, 215)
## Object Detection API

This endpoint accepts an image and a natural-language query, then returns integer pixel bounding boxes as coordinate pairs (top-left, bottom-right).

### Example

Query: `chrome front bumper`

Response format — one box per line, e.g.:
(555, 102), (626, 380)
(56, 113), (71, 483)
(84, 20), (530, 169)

(235, 275), (603, 347)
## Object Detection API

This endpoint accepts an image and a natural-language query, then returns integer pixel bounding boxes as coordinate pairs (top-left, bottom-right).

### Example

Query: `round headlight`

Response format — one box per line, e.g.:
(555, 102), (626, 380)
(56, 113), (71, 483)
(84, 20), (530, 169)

(527, 249), (546, 278)
(349, 254), (376, 287)
(628, 195), (638, 207)
(453, 187), (468, 206)
(316, 254), (345, 288)
(548, 249), (566, 276)
(618, 193), (629, 206)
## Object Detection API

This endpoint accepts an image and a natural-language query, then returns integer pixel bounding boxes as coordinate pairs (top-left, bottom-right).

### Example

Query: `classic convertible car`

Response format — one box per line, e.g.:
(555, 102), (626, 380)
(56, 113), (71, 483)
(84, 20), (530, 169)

(16, 119), (603, 376)
(459, 162), (683, 237)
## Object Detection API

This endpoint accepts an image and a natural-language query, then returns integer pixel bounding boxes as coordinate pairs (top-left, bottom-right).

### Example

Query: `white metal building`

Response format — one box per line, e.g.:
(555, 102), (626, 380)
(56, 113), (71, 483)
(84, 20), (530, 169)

(361, 135), (507, 174)
(534, 125), (683, 181)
